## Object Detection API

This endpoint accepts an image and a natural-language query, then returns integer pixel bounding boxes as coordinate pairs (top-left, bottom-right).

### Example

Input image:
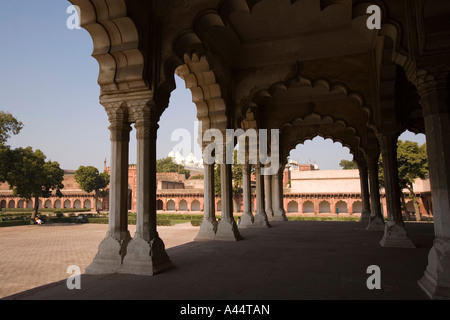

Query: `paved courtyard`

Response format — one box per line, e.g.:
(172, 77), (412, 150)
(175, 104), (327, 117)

(0, 223), (200, 299)
(1, 220), (436, 301)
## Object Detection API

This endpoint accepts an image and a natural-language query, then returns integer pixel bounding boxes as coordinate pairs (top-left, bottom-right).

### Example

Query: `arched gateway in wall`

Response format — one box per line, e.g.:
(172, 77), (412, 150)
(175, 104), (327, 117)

(70, 0), (450, 299)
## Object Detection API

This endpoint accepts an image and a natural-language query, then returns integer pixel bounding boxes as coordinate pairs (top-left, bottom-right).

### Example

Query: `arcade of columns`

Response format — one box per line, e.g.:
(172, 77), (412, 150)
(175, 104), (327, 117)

(70, 0), (450, 299)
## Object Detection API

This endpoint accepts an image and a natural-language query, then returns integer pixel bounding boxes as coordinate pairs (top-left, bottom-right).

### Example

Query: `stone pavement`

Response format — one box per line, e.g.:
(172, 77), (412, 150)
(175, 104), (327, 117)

(0, 223), (199, 299)
(1, 220), (435, 300)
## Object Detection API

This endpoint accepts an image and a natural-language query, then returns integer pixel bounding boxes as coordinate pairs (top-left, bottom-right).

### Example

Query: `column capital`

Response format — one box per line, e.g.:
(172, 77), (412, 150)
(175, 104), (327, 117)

(414, 65), (450, 116)
(109, 122), (132, 142)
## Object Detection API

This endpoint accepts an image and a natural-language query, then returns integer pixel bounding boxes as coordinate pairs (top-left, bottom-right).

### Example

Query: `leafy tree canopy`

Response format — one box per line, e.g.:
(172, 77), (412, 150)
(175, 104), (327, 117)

(378, 140), (428, 191)
(339, 159), (358, 170)
(75, 166), (110, 195)
(0, 111), (23, 146)
(157, 157), (190, 179)
(75, 166), (110, 212)
(6, 147), (65, 218)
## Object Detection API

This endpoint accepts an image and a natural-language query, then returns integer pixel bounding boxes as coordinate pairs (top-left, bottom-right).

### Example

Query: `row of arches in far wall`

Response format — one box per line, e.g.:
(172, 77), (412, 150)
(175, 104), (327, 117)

(285, 199), (362, 214)
(157, 198), (242, 213)
(0, 197), (102, 210)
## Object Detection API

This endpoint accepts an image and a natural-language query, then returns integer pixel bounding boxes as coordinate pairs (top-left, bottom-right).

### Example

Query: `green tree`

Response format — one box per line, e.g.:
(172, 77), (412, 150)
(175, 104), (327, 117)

(75, 166), (110, 213)
(0, 111), (23, 182)
(339, 159), (358, 170)
(379, 140), (428, 220)
(157, 157), (190, 179)
(6, 147), (64, 220)
(0, 111), (23, 146)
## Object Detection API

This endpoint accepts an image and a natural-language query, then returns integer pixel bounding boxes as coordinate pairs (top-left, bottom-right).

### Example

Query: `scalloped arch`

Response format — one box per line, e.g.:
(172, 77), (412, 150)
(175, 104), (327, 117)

(280, 112), (364, 160)
(68, 0), (146, 93)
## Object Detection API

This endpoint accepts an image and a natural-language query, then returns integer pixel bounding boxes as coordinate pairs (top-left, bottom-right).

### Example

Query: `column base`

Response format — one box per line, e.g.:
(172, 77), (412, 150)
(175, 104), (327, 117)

(215, 219), (243, 241)
(120, 234), (174, 276)
(380, 221), (416, 248)
(238, 213), (255, 229)
(85, 231), (131, 275)
(265, 209), (274, 220)
(367, 214), (385, 231)
(269, 209), (288, 222)
(418, 239), (450, 300)
(359, 210), (371, 224)
(194, 219), (218, 241)
(253, 212), (271, 228)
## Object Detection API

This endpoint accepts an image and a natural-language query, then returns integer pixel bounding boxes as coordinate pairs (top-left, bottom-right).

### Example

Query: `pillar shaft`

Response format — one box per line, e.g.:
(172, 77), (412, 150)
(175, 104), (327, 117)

(358, 163), (371, 223)
(121, 105), (173, 275)
(239, 162), (255, 228)
(379, 133), (415, 248)
(264, 174), (273, 218)
(215, 143), (242, 241)
(271, 167), (288, 221)
(108, 122), (131, 241)
(254, 164), (270, 227)
(86, 113), (132, 275)
(195, 163), (218, 240)
(134, 119), (158, 242)
(416, 67), (450, 299)
(379, 134), (402, 222)
(366, 155), (385, 231)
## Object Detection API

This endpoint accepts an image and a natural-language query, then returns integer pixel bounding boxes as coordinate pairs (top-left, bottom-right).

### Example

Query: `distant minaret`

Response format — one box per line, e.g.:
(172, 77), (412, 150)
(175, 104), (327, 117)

(104, 158), (107, 171)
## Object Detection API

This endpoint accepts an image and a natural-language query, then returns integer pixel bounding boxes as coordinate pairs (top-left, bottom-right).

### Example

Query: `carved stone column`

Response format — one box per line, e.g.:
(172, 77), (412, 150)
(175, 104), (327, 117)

(378, 132), (415, 248)
(121, 104), (173, 275)
(253, 163), (271, 228)
(264, 174), (274, 219)
(358, 162), (371, 224)
(215, 143), (243, 241)
(195, 163), (218, 240)
(86, 105), (132, 274)
(415, 66), (450, 299)
(271, 166), (288, 221)
(366, 154), (385, 231)
(239, 161), (255, 228)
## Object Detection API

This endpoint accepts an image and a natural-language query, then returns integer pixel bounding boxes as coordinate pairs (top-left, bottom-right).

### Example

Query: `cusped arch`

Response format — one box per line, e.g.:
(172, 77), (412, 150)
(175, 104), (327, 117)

(68, 0), (146, 93)
(158, 32), (229, 137)
(280, 112), (365, 161)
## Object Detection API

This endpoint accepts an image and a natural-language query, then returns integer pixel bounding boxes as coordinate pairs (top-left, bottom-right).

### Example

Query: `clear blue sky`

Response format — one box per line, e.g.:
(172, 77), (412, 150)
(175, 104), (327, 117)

(0, 1), (426, 172)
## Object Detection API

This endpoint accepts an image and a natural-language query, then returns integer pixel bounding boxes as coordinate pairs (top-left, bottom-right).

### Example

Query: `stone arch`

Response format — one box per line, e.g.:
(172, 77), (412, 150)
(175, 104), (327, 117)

(166, 200), (176, 211)
(287, 200), (298, 213)
(26, 201), (33, 209)
(44, 199), (52, 209)
(74, 199), (82, 209)
(54, 199), (61, 209)
(160, 52), (229, 134)
(157, 200), (164, 211)
(319, 200), (331, 213)
(303, 201), (315, 214)
(0, 200), (6, 209)
(335, 200), (348, 214)
(280, 112), (365, 162)
(18, 200), (25, 209)
(84, 199), (92, 209)
(352, 201), (363, 214)
(217, 200), (222, 212)
(179, 199), (188, 211)
(191, 200), (201, 212)
(8, 200), (15, 209)
(68, 0), (147, 94)
(64, 200), (72, 209)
